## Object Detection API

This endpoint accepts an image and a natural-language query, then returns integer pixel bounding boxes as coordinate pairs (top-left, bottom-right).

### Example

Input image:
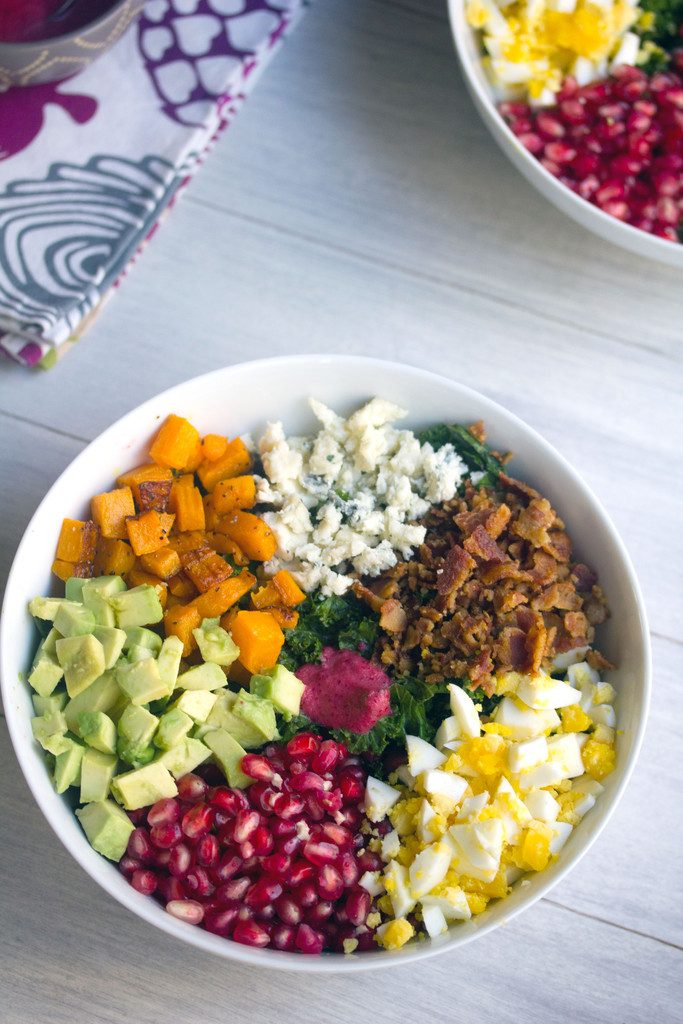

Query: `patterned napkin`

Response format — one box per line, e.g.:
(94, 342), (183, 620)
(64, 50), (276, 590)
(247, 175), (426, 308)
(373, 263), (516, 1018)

(0, 0), (305, 368)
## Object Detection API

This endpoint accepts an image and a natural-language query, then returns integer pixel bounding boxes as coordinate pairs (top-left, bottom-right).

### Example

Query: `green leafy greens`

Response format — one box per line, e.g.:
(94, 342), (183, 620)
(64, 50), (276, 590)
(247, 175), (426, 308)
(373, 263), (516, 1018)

(279, 592), (379, 673)
(638, 0), (683, 59)
(417, 423), (503, 481)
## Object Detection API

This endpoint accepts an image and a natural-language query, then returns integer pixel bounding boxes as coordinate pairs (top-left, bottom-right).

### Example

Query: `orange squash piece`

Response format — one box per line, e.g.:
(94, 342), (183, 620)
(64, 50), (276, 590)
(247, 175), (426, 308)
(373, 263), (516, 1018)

(137, 479), (172, 513)
(203, 494), (222, 532)
(269, 607), (300, 630)
(164, 603), (202, 656)
(197, 438), (251, 491)
(251, 581), (280, 609)
(94, 537), (135, 577)
(191, 571), (256, 619)
(125, 568), (168, 608)
(182, 549), (233, 593)
(169, 482), (205, 533)
(149, 415), (201, 470)
(206, 532), (249, 565)
(230, 610), (284, 674)
(91, 487), (135, 540)
(126, 510), (175, 556)
(185, 440), (203, 473)
(211, 475), (257, 514)
(168, 573), (197, 599)
(52, 558), (93, 582)
(166, 531), (210, 556)
(272, 570), (306, 607)
(116, 463), (173, 506)
(201, 434), (228, 462)
(140, 546), (181, 580)
(56, 518), (100, 563)
(218, 511), (277, 562)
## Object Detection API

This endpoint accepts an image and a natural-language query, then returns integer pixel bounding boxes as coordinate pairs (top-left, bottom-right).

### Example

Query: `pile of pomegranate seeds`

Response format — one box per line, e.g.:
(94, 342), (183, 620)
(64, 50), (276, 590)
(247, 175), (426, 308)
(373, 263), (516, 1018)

(119, 733), (383, 954)
(500, 62), (683, 242)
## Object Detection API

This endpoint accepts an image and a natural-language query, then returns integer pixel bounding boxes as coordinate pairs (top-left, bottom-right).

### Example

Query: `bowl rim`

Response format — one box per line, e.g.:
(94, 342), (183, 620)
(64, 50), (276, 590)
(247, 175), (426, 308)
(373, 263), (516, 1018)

(0, 354), (652, 972)
(0, 0), (135, 51)
(446, 0), (683, 267)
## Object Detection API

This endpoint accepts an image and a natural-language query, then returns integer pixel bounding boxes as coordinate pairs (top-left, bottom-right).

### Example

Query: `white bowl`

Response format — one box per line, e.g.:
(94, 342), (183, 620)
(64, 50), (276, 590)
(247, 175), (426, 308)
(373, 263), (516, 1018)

(447, 0), (683, 268)
(1, 355), (650, 972)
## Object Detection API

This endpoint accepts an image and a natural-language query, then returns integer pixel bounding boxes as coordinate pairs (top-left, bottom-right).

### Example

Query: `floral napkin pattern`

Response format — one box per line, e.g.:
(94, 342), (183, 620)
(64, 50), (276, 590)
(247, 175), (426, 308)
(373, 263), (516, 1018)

(0, 0), (305, 368)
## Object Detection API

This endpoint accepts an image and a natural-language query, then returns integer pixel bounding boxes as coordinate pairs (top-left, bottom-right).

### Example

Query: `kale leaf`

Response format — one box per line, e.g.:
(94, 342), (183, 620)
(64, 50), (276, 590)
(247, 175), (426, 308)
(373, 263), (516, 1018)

(417, 423), (503, 478)
(280, 592), (379, 672)
(638, 0), (683, 56)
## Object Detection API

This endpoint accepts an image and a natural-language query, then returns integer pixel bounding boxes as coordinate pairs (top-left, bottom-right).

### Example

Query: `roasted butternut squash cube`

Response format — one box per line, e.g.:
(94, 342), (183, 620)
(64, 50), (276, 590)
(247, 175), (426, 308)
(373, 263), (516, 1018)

(230, 610), (284, 675)
(201, 434), (228, 462)
(52, 558), (93, 582)
(56, 518), (100, 563)
(181, 549), (233, 593)
(164, 603), (201, 656)
(218, 511), (277, 562)
(169, 482), (205, 533)
(206, 532), (248, 565)
(166, 531), (210, 556)
(272, 570), (306, 607)
(126, 510), (175, 556)
(116, 463), (173, 505)
(94, 537), (135, 576)
(211, 475), (257, 514)
(269, 607), (300, 630)
(140, 546), (181, 580)
(197, 438), (251, 491)
(125, 568), (168, 609)
(168, 573), (197, 599)
(91, 487), (135, 539)
(191, 571), (256, 619)
(203, 493), (222, 532)
(251, 581), (280, 609)
(149, 415), (201, 470)
(137, 479), (172, 513)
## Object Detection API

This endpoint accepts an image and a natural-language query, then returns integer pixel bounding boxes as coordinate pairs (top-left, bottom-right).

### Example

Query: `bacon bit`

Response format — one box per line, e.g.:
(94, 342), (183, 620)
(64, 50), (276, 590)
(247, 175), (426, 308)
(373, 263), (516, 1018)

(379, 599), (407, 633)
(543, 529), (572, 563)
(436, 544), (475, 597)
(513, 498), (554, 546)
(351, 581), (385, 613)
(468, 420), (487, 443)
(531, 582), (582, 612)
(587, 649), (615, 672)
(463, 524), (507, 563)
(499, 472), (541, 501)
(571, 563), (598, 592)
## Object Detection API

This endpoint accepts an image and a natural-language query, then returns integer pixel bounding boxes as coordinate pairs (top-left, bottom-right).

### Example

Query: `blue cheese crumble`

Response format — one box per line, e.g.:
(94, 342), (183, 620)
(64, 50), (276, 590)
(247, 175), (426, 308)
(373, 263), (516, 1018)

(256, 397), (466, 596)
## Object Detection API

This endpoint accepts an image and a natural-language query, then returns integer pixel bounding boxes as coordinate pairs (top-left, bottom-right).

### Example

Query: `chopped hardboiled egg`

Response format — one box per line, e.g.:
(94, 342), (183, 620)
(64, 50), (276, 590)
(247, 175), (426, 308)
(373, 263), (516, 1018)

(524, 789), (560, 823)
(365, 776), (401, 822)
(516, 672), (582, 710)
(422, 769), (469, 808)
(406, 735), (446, 775)
(507, 735), (548, 773)
(435, 715), (461, 749)
(421, 888), (472, 921)
(493, 697), (560, 740)
(420, 903), (449, 938)
(448, 684), (481, 738)
(409, 841), (452, 899)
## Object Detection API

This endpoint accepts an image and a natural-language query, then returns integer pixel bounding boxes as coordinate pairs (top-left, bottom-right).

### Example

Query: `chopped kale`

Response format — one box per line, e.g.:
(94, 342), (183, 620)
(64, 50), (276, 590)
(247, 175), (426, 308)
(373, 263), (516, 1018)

(280, 592), (379, 671)
(417, 423), (503, 478)
(637, 0), (683, 58)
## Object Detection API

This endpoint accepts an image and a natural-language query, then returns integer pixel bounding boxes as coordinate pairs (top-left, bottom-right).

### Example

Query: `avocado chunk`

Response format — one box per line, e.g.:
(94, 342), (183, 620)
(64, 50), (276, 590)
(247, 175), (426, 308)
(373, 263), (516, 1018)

(192, 620), (240, 667)
(32, 691), (67, 716)
(110, 585), (163, 628)
(83, 576), (126, 599)
(123, 626), (162, 655)
(54, 600), (97, 638)
(28, 650), (64, 697)
(127, 645), (155, 664)
(204, 690), (264, 749)
(81, 589), (115, 628)
(203, 729), (251, 788)
(250, 664), (305, 720)
(43, 732), (73, 756)
(116, 657), (168, 705)
(233, 691), (278, 742)
(29, 596), (64, 621)
(64, 577), (88, 602)
(80, 749), (118, 803)
(176, 662), (227, 692)
(157, 737), (211, 779)
(157, 635), (184, 692)
(31, 709), (67, 748)
(154, 708), (193, 750)
(53, 738), (85, 793)
(64, 671), (121, 734)
(56, 634), (106, 697)
(117, 704), (158, 766)
(78, 711), (117, 754)
(76, 799), (134, 861)
(93, 626), (127, 670)
(111, 761), (178, 810)
(173, 689), (218, 723)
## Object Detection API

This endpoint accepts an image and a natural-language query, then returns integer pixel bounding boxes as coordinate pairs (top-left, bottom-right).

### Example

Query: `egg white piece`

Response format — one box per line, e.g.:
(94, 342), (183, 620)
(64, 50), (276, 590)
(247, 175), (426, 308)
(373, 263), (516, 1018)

(365, 776), (401, 822)
(549, 821), (573, 855)
(359, 870), (384, 897)
(416, 799), (441, 844)
(381, 829), (401, 860)
(516, 673), (582, 711)
(455, 792), (490, 822)
(591, 704), (616, 728)
(517, 761), (565, 791)
(448, 685), (481, 738)
(547, 733), (585, 779)
(409, 841), (452, 899)
(421, 888), (472, 921)
(524, 789), (560, 823)
(384, 860), (416, 918)
(448, 820), (504, 882)
(421, 903), (449, 938)
(508, 735), (548, 773)
(552, 646), (589, 671)
(610, 30), (640, 70)
(394, 764), (416, 788)
(493, 697), (560, 740)
(435, 715), (461, 749)
(493, 777), (532, 843)
(407, 735), (446, 775)
(422, 768), (469, 807)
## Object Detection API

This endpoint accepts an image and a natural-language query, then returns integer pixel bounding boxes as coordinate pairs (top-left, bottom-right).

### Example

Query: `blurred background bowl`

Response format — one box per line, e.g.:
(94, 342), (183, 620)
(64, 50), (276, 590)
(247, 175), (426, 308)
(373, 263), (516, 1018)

(0, 0), (145, 89)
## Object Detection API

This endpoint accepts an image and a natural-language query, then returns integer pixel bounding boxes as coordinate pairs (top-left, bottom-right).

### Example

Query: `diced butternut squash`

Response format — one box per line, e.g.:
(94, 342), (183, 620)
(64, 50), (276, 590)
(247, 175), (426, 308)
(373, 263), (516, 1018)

(169, 482), (205, 533)
(251, 582), (280, 609)
(116, 463), (173, 505)
(269, 607), (300, 630)
(149, 415), (201, 470)
(52, 558), (93, 582)
(191, 571), (256, 619)
(125, 568), (168, 608)
(56, 518), (100, 563)
(166, 531), (210, 556)
(140, 546), (181, 580)
(137, 479), (172, 513)
(126, 510), (175, 556)
(201, 434), (228, 462)
(91, 487), (135, 540)
(212, 475), (257, 514)
(185, 440), (203, 473)
(168, 573), (197, 599)
(220, 607), (240, 633)
(218, 511), (277, 562)
(197, 438), (251, 491)
(206, 532), (248, 565)
(182, 549), (233, 593)
(164, 603), (202, 656)
(203, 494), (222, 532)
(94, 537), (135, 576)
(272, 570), (306, 607)
(229, 610), (284, 674)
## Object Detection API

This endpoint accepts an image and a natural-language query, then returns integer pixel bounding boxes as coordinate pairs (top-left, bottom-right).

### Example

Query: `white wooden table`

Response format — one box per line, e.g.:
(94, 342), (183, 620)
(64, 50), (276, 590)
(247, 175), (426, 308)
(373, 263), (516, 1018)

(1, 1), (681, 1021)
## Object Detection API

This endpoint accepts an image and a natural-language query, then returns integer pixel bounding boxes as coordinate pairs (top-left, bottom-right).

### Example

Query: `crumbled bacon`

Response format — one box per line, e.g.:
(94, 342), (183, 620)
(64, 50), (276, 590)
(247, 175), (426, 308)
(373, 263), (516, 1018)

(379, 599), (407, 633)
(436, 544), (475, 597)
(463, 524), (506, 563)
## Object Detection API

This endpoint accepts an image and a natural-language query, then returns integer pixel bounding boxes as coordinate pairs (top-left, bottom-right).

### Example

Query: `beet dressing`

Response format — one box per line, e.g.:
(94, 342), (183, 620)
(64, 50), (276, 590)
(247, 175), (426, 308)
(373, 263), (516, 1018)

(0, 0), (119, 43)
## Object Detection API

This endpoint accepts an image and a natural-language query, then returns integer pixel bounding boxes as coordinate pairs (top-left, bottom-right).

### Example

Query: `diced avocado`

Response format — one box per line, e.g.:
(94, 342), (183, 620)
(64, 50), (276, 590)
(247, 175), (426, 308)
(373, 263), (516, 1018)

(156, 737), (211, 779)
(116, 658), (168, 705)
(176, 662), (227, 692)
(43, 732), (73, 756)
(54, 601), (96, 638)
(28, 596), (64, 621)
(36, 627), (60, 660)
(250, 664), (305, 720)
(192, 620), (240, 667)
(53, 738), (85, 793)
(80, 749), (118, 803)
(118, 704), (159, 748)
(64, 672), (121, 734)
(28, 651), (64, 697)
(56, 634), (106, 697)
(173, 689), (218, 723)
(31, 709), (67, 748)
(233, 691), (278, 742)
(32, 691), (67, 716)
(110, 585), (163, 628)
(154, 708), (193, 750)
(78, 711), (117, 754)
(83, 576), (126, 599)
(65, 577), (88, 602)
(75, 799), (134, 861)
(111, 761), (177, 810)
(93, 626), (126, 670)
(127, 645), (155, 664)
(123, 626), (162, 655)
(81, 589), (115, 628)
(157, 635), (183, 692)
(205, 690), (267, 749)
(203, 729), (251, 788)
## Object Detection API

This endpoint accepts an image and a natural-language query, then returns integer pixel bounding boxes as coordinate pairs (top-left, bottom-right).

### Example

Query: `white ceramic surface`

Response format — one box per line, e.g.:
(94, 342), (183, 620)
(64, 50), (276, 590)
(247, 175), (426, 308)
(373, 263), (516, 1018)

(0, 355), (651, 972)
(447, 0), (683, 268)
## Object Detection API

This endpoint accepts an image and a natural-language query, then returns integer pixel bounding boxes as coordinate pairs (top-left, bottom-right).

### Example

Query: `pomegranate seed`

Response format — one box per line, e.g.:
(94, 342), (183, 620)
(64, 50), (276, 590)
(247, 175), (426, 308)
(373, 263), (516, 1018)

(249, 782), (278, 813)
(356, 850), (383, 873)
(317, 864), (344, 901)
(653, 225), (679, 240)
(288, 771), (326, 793)
(499, 100), (530, 120)
(337, 772), (364, 803)
(354, 929), (377, 952)
(241, 754), (278, 782)
(536, 112), (565, 139)
(177, 774), (208, 803)
(262, 851), (292, 876)
(275, 834), (302, 857)
(245, 876), (283, 908)
(210, 787), (248, 816)
(293, 882), (318, 909)
(307, 900), (333, 924)
(656, 197), (680, 225)
(600, 199), (629, 220)
(274, 894), (302, 925)
(154, 848), (172, 867)
(150, 822), (181, 849)
(213, 851), (243, 882)
(127, 827), (155, 863)
(127, 808), (146, 825)
(318, 822), (353, 847)
(337, 806), (362, 830)
(252, 824), (275, 856)
(217, 876), (251, 902)
(166, 899), (204, 925)
(303, 794), (326, 821)
(544, 141), (576, 164)
(147, 798), (181, 827)
(168, 843), (192, 878)
(345, 887), (371, 926)
(271, 924), (296, 950)
(287, 860), (315, 887)
(131, 868), (157, 895)
(204, 906), (239, 936)
(653, 172), (680, 197)
(239, 840), (256, 860)
(181, 803), (214, 840)
(338, 851), (360, 888)
(272, 794), (305, 820)
(185, 867), (214, 898)
(295, 923), (324, 955)
(302, 841), (338, 866)
(286, 733), (320, 760)
(271, 818), (297, 838)
(233, 809), (261, 843)
(196, 834), (219, 867)
(119, 855), (141, 877)
(159, 876), (185, 902)
(311, 740), (341, 774)
(232, 919), (271, 947)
